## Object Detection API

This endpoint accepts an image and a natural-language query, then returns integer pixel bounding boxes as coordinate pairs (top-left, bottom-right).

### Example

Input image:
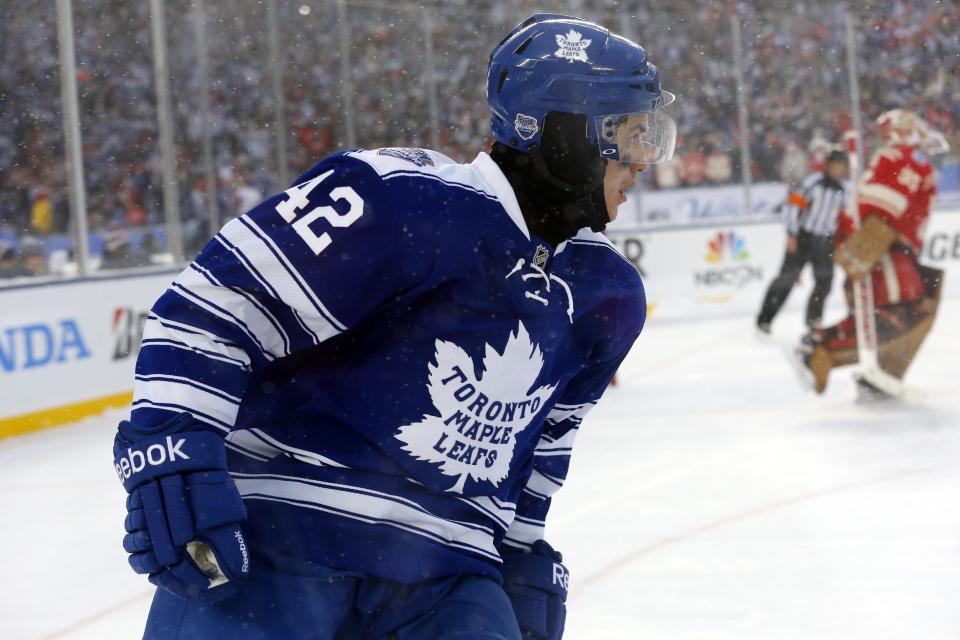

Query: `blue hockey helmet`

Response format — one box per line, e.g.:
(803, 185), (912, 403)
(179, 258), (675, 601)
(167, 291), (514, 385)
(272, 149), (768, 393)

(487, 14), (677, 165)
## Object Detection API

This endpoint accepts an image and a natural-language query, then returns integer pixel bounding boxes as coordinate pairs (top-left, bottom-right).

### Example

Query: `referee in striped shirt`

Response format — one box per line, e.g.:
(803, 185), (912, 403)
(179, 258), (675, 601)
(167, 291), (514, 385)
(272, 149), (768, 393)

(757, 149), (848, 333)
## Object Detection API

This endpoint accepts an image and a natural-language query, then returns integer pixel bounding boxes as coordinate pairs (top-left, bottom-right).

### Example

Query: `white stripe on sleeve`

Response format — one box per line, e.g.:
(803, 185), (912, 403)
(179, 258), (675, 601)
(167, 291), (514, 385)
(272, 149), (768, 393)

(133, 375), (241, 428)
(141, 314), (251, 368)
(859, 183), (908, 218)
(503, 516), (545, 547)
(525, 470), (564, 499)
(459, 495), (517, 530)
(220, 215), (346, 338)
(535, 427), (579, 454)
(545, 401), (595, 424)
(176, 265), (290, 358)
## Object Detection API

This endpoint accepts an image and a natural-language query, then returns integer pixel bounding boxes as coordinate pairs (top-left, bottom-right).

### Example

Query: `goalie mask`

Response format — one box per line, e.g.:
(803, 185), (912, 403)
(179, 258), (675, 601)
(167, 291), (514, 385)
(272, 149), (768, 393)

(876, 109), (950, 155)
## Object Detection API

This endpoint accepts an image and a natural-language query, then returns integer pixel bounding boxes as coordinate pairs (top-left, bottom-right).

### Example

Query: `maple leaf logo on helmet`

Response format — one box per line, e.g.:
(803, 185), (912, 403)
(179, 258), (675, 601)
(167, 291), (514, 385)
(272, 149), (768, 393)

(554, 29), (592, 63)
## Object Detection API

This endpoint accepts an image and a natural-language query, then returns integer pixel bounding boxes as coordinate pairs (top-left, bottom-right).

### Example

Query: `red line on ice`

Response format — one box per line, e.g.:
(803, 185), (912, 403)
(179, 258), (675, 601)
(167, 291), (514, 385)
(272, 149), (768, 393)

(571, 465), (945, 597)
(35, 589), (153, 640)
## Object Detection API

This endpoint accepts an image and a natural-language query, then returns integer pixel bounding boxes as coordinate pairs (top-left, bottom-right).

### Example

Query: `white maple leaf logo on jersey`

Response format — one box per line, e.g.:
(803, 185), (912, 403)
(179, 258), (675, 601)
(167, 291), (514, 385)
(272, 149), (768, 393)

(554, 30), (592, 63)
(395, 322), (557, 493)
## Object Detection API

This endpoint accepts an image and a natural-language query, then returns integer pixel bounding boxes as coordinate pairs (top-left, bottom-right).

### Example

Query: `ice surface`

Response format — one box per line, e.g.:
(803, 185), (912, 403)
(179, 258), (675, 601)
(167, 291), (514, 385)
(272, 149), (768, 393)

(3, 302), (959, 639)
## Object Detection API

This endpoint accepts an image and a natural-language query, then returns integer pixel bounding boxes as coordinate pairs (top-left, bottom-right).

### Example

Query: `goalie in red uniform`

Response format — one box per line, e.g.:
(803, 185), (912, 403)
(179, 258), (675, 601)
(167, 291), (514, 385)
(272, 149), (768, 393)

(798, 109), (948, 397)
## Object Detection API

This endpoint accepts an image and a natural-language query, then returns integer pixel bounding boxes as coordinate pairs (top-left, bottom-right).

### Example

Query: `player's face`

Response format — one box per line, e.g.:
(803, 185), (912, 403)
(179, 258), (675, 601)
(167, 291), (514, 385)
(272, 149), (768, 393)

(612, 114), (650, 164)
(603, 159), (644, 221)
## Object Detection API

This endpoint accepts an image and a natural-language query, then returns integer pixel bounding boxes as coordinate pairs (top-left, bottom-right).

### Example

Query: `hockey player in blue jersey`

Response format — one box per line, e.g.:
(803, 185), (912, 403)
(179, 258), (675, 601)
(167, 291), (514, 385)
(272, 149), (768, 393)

(113, 14), (677, 640)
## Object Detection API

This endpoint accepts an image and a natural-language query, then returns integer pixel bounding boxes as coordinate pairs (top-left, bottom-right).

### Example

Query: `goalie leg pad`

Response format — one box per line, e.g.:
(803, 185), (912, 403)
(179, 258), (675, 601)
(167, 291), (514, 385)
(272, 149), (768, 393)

(806, 283), (940, 390)
(876, 267), (942, 378)
(877, 312), (934, 378)
(917, 264), (945, 302)
(807, 342), (858, 394)
(834, 215), (897, 280)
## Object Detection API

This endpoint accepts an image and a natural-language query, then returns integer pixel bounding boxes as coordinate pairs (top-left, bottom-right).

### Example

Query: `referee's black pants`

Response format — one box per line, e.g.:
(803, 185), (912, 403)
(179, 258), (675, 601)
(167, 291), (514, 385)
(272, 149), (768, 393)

(757, 230), (835, 327)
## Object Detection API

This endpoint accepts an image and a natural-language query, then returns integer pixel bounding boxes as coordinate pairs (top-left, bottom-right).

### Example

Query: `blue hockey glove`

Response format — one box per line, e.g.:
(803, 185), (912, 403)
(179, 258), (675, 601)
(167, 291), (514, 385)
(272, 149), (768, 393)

(114, 412), (250, 602)
(501, 540), (568, 640)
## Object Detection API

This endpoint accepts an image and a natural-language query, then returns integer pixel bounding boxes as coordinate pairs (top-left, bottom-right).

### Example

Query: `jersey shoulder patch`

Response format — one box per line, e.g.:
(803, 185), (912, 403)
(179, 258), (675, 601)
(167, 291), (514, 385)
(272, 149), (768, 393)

(348, 148), (457, 177)
(377, 147), (436, 167)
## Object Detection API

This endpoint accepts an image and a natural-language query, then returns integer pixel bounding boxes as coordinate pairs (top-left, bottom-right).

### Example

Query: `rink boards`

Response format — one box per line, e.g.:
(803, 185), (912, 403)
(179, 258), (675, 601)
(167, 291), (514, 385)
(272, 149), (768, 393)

(0, 269), (179, 436)
(1, 209), (959, 436)
(607, 206), (960, 320)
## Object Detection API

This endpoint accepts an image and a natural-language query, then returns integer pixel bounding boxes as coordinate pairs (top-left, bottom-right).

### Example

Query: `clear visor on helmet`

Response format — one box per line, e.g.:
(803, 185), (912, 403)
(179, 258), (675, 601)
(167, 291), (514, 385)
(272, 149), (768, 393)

(596, 90), (678, 165)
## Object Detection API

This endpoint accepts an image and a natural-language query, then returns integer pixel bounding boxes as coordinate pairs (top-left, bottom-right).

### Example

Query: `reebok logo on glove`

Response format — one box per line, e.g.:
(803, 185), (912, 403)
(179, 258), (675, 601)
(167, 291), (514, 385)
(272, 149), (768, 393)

(115, 436), (190, 481)
(235, 529), (250, 574)
(552, 562), (569, 590)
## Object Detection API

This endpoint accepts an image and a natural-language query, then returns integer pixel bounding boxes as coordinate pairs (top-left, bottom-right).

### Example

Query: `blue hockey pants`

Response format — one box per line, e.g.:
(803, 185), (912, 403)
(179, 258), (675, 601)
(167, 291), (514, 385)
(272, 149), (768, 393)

(143, 543), (521, 639)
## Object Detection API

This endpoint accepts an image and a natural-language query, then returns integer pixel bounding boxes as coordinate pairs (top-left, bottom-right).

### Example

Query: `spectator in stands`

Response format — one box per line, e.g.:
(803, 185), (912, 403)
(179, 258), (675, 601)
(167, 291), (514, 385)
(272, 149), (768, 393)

(100, 226), (142, 270)
(0, 0), (957, 254)
(682, 146), (707, 186)
(228, 168), (264, 216)
(704, 138), (734, 185)
(781, 141), (809, 187)
(654, 153), (684, 189)
(0, 241), (26, 277)
(29, 187), (53, 235)
(18, 236), (49, 277)
(140, 230), (165, 263)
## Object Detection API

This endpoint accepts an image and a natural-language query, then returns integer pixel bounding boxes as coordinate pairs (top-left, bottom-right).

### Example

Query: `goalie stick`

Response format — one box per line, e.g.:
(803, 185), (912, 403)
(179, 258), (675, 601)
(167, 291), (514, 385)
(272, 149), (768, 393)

(844, 132), (879, 368)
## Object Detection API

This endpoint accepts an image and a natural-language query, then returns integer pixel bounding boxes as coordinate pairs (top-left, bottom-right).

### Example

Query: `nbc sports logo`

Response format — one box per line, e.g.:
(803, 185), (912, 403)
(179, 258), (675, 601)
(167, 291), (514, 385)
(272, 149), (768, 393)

(705, 231), (749, 263)
(695, 230), (762, 290)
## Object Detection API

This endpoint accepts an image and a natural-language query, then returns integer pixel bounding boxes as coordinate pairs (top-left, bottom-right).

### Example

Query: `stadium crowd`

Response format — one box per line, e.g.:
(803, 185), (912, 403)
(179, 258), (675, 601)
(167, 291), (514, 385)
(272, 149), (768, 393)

(0, 0), (957, 272)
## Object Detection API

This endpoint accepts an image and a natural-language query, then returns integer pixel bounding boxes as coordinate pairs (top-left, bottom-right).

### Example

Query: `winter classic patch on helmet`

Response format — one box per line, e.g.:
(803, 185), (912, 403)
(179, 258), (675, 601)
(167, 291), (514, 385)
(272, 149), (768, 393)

(514, 114), (539, 141)
(554, 29), (591, 63)
(377, 147), (434, 167)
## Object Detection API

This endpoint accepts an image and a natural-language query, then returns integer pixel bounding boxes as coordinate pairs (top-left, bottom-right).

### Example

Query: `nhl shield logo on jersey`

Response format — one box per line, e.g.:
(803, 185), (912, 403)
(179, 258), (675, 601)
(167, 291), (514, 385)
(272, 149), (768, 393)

(533, 245), (550, 269)
(514, 114), (539, 141)
(394, 322), (557, 493)
(554, 29), (591, 63)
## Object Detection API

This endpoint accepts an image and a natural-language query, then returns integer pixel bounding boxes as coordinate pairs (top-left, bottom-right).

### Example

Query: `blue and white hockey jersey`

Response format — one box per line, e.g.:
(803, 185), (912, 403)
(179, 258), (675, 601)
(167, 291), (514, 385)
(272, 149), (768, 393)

(131, 147), (646, 583)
